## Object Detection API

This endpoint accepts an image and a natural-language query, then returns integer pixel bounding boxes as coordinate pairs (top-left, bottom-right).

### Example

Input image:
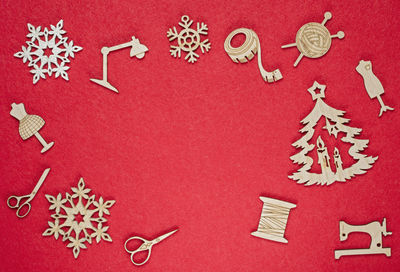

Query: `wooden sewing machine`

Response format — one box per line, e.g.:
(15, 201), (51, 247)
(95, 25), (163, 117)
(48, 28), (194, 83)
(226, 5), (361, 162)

(334, 218), (392, 259)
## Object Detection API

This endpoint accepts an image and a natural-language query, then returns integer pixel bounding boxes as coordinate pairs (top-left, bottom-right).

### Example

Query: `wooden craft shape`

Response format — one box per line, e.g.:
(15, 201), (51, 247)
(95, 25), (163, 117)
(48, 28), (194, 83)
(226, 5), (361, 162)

(335, 218), (392, 259)
(14, 20), (82, 84)
(356, 60), (394, 117)
(281, 12), (344, 67)
(224, 28), (282, 83)
(125, 229), (178, 266)
(43, 178), (115, 258)
(7, 168), (51, 218)
(167, 15), (211, 63)
(90, 36), (148, 93)
(251, 196), (296, 243)
(289, 81), (378, 186)
(10, 103), (54, 153)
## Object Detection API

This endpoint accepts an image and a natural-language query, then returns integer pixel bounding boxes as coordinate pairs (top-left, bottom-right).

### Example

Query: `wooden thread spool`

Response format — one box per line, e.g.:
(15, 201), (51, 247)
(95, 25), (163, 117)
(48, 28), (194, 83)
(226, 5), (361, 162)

(224, 28), (282, 83)
(251, 196), (296, 243)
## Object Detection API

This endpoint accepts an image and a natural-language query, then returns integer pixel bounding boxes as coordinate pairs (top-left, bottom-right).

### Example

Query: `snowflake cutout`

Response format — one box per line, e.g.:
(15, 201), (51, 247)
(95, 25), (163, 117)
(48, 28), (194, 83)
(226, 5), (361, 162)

(43, 178), (115, 259)
(14, 20), (82, 84)
(167, 15), (211, 63)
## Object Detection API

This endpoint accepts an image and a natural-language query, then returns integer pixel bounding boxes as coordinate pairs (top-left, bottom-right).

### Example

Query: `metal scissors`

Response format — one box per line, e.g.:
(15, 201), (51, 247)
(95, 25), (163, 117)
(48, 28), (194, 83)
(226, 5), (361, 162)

(7, 168), (51, 218)
(124, 229), (178, 266)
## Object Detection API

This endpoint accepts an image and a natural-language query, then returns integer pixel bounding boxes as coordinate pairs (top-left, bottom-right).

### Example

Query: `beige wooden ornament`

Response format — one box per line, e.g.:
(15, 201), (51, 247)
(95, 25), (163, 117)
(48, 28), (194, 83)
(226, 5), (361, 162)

(289, 81), (377, 186)
(43, 178), (115, 258)
(335, 218), (392, 259)
(251, 196), (296, 243)
(7, 168), (51, 218)
(282, 12), (344, 67)
(10, 103), (54, 153)
(125, 229), (178, 266)
(90, 36), (148, 93)
(356, 60), (394, 117)
(224, 28), (282, 82)
(167, 15), (211, 63)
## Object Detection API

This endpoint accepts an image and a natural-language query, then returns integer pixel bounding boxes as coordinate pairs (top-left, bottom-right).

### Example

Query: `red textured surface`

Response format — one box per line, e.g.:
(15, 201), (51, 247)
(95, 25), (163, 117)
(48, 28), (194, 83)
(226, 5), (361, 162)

(0, 0), (399, 271)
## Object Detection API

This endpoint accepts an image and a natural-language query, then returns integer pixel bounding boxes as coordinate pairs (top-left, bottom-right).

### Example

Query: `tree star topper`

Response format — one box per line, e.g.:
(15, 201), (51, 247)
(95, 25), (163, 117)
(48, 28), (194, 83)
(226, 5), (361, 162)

(167, 15), (211, 63)
(14, 19), (82, 84)
(43, 178), (115, 258)
(289, 81), (377, 186)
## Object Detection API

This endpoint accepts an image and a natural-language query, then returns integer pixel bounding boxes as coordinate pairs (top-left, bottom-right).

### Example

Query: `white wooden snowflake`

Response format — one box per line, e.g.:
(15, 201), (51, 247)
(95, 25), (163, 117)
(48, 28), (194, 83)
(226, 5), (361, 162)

(167, 15), (211, 63)
(43, 178), (115, 259)
(14, 19), (82, 84)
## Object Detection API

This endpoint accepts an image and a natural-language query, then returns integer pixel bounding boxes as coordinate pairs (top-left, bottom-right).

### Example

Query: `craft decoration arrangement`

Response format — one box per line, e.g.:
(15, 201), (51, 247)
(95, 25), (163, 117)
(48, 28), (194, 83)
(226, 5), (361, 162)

(90, 36), (148, 93)
(356, 60), (394, 117)
(43, 178), (115, 258)
(334, 218), (392, 259)
(289, 81), (378, 186)
(167, 15), (211, 63)
(124, 229), (178, 266)
(7, 168), (51, 218)
(6, 11), (396, 264)
(224, 28), (282, 83)
(282, 12), (345, 67)
(14, 20), (82, 84)
(251, 196), (296, 243)
(10, 102), (54, 153)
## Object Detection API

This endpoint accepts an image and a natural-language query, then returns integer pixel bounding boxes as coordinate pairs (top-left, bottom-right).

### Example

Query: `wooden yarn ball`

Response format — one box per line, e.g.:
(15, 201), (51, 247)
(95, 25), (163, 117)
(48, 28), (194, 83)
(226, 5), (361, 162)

(224, 28), (258, 63)
(295, 22), (331, 58)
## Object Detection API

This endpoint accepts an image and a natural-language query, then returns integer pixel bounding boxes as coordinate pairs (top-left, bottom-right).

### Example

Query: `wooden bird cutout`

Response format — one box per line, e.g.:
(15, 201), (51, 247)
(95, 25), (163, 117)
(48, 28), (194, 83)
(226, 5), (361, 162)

(356, 60), (394, 117)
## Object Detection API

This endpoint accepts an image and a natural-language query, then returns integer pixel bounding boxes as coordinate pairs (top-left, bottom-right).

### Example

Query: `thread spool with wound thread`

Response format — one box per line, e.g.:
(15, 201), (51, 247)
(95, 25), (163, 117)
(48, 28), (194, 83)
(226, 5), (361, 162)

(251, 196), (296, 243)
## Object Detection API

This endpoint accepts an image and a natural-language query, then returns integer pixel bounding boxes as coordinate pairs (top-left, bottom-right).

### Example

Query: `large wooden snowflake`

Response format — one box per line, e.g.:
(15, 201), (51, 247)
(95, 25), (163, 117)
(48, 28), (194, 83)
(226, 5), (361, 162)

(14, 19), (82, 84)
(167, 15), (211, 63)
(43, 178), (115, 258)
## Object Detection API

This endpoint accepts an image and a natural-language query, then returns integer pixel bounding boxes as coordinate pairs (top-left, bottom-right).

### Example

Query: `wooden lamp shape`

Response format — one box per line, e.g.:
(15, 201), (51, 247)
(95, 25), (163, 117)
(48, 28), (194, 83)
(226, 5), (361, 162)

(90, 36), (148, 93)
(10, 103), (54, 153)
(282, 12), (344, 67)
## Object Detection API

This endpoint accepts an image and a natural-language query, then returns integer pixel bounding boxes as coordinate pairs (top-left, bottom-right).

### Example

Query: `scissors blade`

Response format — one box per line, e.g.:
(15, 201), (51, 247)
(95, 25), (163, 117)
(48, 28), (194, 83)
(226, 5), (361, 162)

(31, 168), (51, 196)
(152, 229), (178, 245)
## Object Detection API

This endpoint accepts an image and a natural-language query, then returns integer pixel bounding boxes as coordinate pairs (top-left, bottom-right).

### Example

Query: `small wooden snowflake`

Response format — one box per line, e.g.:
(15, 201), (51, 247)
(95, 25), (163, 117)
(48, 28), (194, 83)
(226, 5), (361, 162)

(43, 178), (115, 258)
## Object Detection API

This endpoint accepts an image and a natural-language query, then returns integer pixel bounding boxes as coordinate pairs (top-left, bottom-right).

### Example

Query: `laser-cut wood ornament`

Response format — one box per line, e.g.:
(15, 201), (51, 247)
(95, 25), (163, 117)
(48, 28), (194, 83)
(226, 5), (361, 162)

(167, 15), (211, 63)
(335, 218), (392, 259)
(224, 28), (282, 83)
(282, 12), (344, 67)
(356, 60), (394, 117)
(289, 81), (378, 186)
(14, 19), (82, 84)
(10, 103), (54, 153)
(43, 178), (115, 259)
(90, 36), (148, 93)
(251, 196), (296, 243)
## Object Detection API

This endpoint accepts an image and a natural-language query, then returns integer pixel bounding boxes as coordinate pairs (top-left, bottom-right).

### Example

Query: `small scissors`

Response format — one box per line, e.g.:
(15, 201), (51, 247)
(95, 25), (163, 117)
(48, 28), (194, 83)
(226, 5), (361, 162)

(124, 229), (178, 266)
(7, 168), (51, 218)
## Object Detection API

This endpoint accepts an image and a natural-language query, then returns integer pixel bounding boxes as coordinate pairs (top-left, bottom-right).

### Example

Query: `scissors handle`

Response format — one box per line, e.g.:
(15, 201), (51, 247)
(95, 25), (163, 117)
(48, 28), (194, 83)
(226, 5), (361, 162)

(7, 196), (32, 218)
(124, 236), (152, 266)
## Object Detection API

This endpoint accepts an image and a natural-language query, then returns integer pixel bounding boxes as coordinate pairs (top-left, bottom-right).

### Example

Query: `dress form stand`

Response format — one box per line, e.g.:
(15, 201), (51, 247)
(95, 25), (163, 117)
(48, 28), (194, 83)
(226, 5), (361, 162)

(10, 103), (54, 153)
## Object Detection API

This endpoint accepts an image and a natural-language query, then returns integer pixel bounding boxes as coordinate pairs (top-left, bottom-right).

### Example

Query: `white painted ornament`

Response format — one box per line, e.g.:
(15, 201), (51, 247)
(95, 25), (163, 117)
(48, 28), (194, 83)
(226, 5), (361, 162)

(167, 15), (211, 63)
(224, 28), (283, 83)
(356, 60), (394, 117)
(251, 196), (296, 243)
(10, 103), (54, 153)
(7, 168), (51, 218)
(90, 36), (148, 93)
(289, 81), (377, 186)
(43, 178), (115, 259)
(335, 218), (392, 259)
(14, 20), (82, 84)
(282, 12), (344, 67)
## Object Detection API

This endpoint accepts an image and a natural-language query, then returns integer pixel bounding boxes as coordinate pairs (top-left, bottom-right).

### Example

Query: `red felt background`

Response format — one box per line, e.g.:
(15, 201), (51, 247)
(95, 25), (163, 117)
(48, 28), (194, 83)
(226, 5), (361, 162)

(0, 0), (399, 271)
